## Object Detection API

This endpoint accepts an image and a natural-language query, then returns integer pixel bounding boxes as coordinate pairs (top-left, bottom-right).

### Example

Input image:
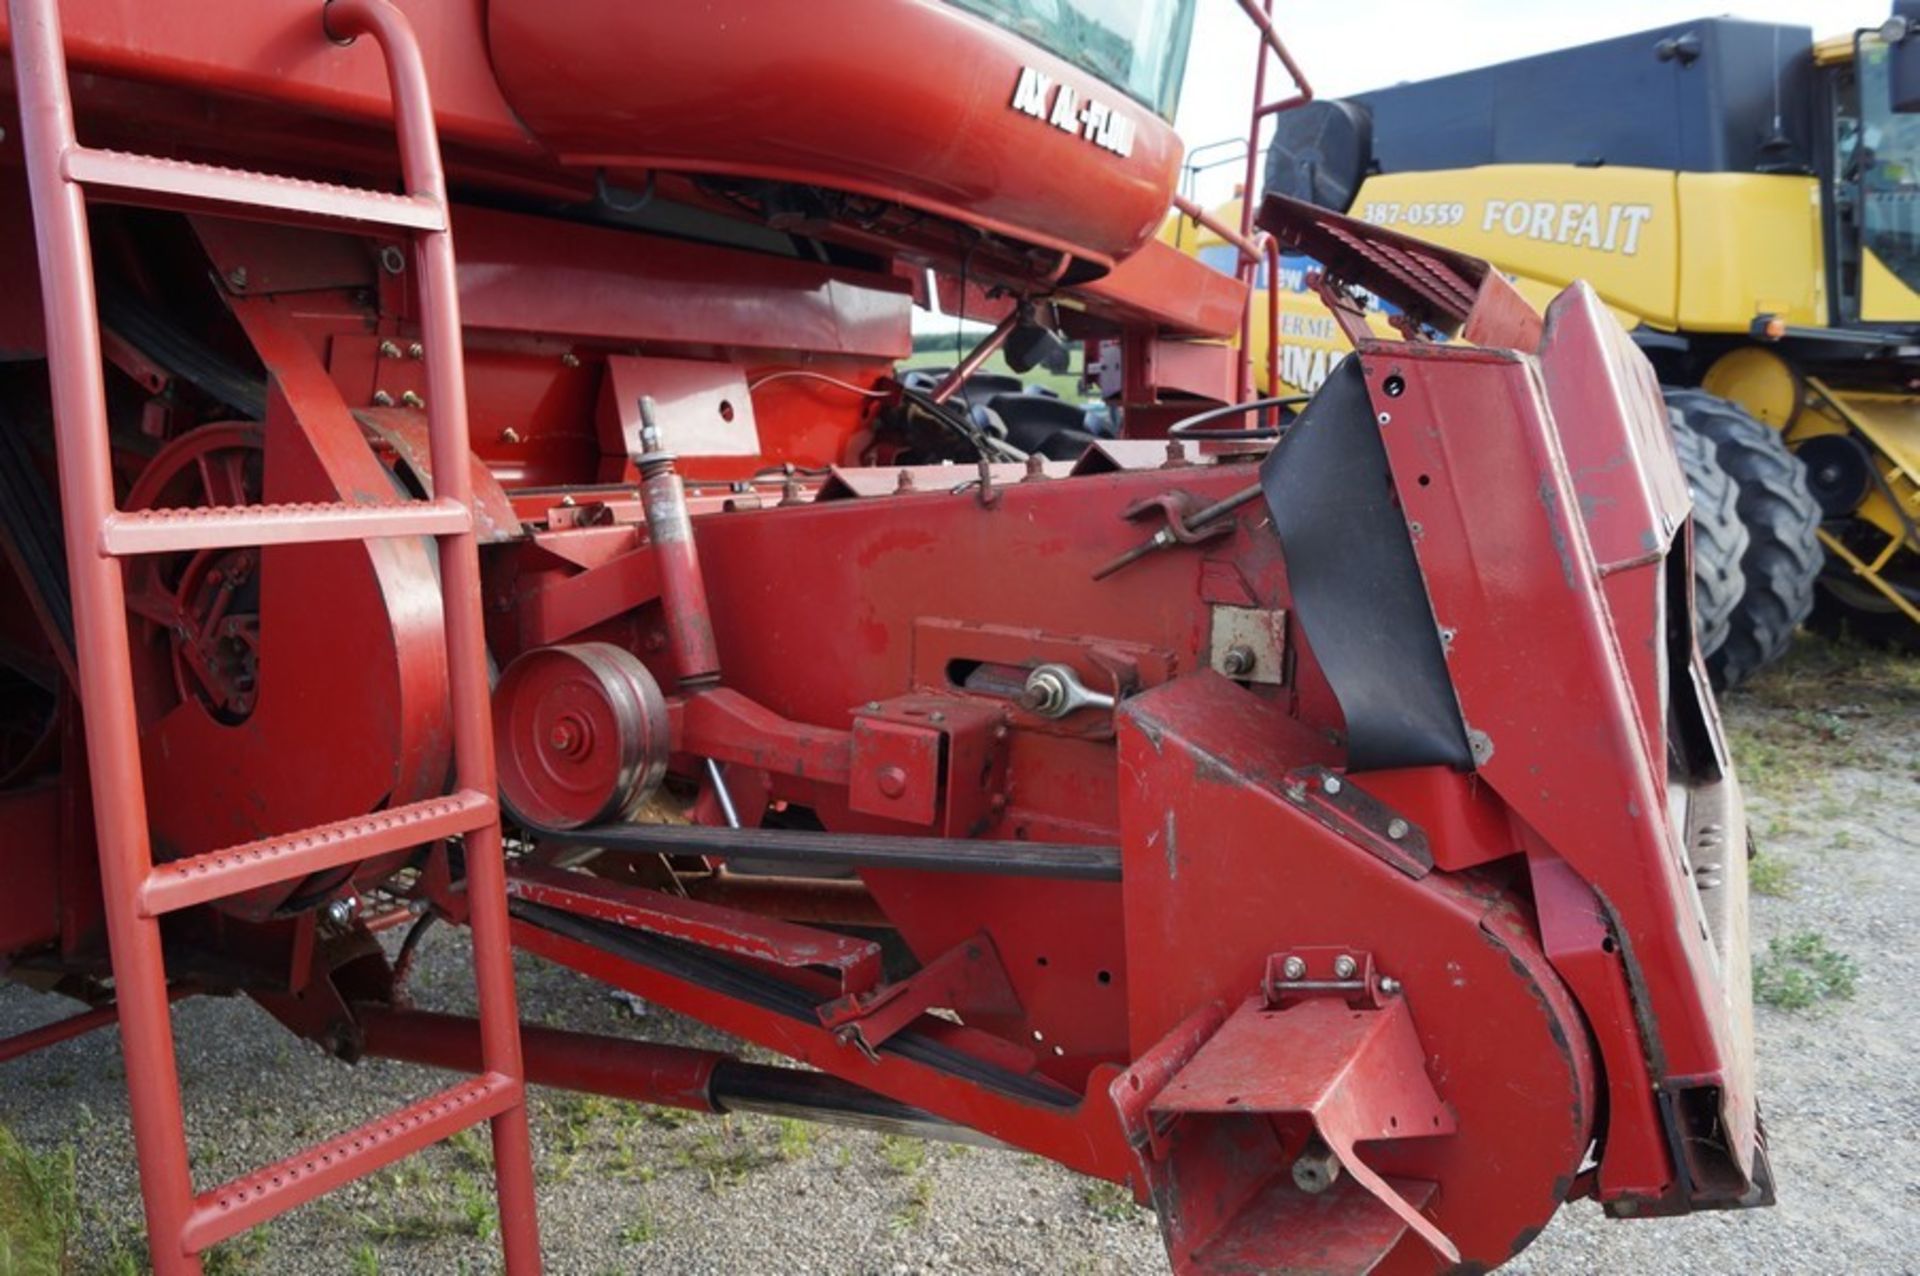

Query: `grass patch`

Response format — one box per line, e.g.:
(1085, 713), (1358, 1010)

(201, 1229), (270, 1275)
(889, 1175), (936, 1233)
(878, 1134), (927, 1177)
(1753, 931), (1860, 1010)
(1739, 631), (1920, 711)
(354, 1161), (498, 1244)
(1083, 1179), (1143, 1224)
(619, 1198), (660, 1246)
(675, 1118), (789, 1193)
(1748, 855), (1793, 898)
(0, 1125), (77, 1276)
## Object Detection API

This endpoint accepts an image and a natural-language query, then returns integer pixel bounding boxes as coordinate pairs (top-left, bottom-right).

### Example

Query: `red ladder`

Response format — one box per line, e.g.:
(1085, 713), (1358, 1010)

(7, 0), (542, 1270)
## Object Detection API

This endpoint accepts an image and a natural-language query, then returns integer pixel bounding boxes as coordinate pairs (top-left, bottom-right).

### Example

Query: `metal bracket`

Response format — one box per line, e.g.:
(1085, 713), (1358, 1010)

(1262, 946), (1398, 1009)
(1151, 993), (1461, 1266)
(1279, 766), (1433, 878)
(817, 932), (1021, 1061)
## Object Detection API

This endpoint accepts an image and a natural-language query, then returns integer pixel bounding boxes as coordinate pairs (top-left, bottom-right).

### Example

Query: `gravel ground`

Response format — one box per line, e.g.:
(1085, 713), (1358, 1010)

(1, 634), (1914, 1275)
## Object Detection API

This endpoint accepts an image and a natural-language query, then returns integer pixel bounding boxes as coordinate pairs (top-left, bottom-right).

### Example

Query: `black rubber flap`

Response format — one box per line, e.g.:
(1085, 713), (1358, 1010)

(1260, 357), (1472, 771)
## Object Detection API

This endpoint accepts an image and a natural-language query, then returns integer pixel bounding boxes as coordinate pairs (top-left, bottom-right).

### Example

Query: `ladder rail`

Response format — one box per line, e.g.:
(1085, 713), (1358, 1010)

(7, 0), (543, 1270)
(8, 0), (203, 1262)
(322, 2), (544, 1264)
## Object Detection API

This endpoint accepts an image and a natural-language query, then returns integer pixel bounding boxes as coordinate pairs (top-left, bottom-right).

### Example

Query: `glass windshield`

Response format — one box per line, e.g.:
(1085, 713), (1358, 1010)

(1852, 35), (1920, 292)
(947, 0), (1197, 120)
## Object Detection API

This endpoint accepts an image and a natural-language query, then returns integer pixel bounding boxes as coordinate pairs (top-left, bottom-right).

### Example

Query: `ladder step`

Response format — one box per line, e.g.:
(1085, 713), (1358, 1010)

(102, 498), (470, 557)
(180, 1071), (520, 1254)
(63, 146), (447, 231)
(140, 789), (496, 917)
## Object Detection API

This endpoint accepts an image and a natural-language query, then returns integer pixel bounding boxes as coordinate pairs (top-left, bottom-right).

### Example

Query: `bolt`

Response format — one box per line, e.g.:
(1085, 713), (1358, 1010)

(226, 266), (249, 291)
(1164, 438), (1189, 466)
(499, 427), (523, 444)
(322, 896), (358, 927)
(929, 711), (945, 724)
(1322, 774), (1343, 796)
(561, 351), (581, 368)
(1379, 975), (1402, 996)
(1024, 454), (1047, 481)
(407, 342), (424, 360)
(1440, 627), (1457, 646)
(1333, 954), (1357, 979)
(876, 766), (909, 799)
(1221, 644), (1257, 677)
(1291, 1140), (1341, 1194)
(379, 245), (406, 274)
(1281, 955), (1307, 980)
(1386, 818), (1409, 841)
(378, 339), (402, 359)
(399, 390), (426, 409)
(895, 470), (917, 492)
(865, 700), (882, 711)
(371, 390), (395, 407)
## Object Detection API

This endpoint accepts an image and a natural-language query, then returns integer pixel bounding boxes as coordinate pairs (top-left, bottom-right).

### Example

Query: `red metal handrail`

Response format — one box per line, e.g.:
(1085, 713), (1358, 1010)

(1167, 1), (1313, 403)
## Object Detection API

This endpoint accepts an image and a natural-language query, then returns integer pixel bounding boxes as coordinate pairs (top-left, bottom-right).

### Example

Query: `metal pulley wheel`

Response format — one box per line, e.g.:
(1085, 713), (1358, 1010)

(492, 642), (670, 829)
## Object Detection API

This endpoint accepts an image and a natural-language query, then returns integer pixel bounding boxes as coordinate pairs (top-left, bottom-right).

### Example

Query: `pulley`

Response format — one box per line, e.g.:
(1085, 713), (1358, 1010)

(492, 643), (671, 829)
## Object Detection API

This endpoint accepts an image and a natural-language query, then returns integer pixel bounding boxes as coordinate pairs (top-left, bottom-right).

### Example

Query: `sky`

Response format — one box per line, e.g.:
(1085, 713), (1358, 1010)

(1174, 0), (1892, 203)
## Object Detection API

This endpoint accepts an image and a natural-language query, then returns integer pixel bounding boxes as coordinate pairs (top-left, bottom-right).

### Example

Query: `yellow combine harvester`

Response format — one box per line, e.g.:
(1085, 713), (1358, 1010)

(1175, 16), (1920, 684)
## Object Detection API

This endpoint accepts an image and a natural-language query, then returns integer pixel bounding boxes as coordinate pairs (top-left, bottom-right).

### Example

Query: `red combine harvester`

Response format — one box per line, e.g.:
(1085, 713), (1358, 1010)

(0, 1), (1771, 1272)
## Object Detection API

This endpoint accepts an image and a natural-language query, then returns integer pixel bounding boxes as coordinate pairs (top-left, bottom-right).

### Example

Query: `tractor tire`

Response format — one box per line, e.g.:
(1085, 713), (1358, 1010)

(1663, 388), (1823, 689)
(1669, 410), (1748, 662)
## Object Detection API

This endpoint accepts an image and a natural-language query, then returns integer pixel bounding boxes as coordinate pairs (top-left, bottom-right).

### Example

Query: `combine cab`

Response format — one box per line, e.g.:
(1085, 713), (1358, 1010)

(0, 2), (1768, 1272)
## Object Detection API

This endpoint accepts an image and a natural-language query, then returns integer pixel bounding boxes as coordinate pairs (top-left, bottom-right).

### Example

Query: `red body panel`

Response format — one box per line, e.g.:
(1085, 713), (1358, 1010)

(487, 0), (1184, 268)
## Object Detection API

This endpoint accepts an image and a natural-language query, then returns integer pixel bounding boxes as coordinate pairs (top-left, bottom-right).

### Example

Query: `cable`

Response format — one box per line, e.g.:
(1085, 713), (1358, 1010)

(746, 370), (892, 398)
(1166, 394), (1310, 440)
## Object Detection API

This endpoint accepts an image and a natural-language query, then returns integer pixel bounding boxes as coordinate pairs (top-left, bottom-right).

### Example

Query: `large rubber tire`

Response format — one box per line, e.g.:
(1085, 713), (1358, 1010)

(1669, 409), (1749, 661)
(1664, 389), (1823, 688)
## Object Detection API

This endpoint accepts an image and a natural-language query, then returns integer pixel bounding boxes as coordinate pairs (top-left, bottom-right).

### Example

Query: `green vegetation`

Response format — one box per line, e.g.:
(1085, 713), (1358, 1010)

(878, 1134), (927, 1177)
(1083, 1179), (1144, 1224)
(1747, 855), (1793, 898)
(889, 1175), (936, 1233)
(1753, 931), (1860, 1010)
(353, 1161), (498, 1245)
(0, 1124), (76, 1276)
(1726, 633), (1919, 804)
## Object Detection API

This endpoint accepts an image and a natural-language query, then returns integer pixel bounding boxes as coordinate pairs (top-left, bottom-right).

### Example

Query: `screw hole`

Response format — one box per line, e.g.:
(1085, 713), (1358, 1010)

(1096, 970), (1112, 985)
(718, 398), (735, 423)
(1225, 1095), (1240, 1105)
(1601, 936), (1617, 954)
(1037, 955), (1050, 967)
(1417, 474), (1431, 486)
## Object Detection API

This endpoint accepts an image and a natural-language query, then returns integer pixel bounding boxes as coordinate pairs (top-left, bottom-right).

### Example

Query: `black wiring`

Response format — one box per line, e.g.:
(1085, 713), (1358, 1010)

(1166, 395), (1311, 440)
